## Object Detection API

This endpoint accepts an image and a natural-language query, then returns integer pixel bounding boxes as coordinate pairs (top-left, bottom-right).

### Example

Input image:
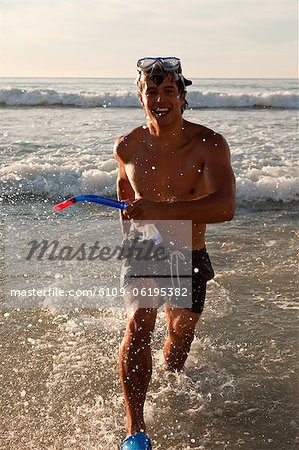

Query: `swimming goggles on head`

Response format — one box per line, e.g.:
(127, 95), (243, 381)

(136, 56), (192, 86)
(137, 57), (181, 72)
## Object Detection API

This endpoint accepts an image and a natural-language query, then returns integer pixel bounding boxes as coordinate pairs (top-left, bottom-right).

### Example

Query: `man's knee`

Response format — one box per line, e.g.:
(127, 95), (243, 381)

(126, 308), (157, 344)
(167, 309), (200, 343)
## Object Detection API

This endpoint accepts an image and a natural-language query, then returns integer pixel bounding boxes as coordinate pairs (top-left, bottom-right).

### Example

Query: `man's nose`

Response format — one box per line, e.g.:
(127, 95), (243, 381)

(155, 92), (165, 102)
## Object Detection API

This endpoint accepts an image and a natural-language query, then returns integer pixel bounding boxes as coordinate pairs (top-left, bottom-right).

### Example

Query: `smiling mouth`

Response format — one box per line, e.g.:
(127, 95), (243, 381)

(152, 107), (171, 117)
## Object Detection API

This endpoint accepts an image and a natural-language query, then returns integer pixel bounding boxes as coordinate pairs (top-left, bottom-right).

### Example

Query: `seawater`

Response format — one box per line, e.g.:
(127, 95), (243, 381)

(0, 78), (298, 450)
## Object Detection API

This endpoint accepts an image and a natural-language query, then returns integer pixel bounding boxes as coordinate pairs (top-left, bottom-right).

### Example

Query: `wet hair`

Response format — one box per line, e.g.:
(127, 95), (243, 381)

(137, 69), (189, 114)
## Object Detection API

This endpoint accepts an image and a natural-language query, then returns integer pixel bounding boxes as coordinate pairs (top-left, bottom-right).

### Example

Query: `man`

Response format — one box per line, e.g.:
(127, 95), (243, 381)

(113, 57), (236, 450)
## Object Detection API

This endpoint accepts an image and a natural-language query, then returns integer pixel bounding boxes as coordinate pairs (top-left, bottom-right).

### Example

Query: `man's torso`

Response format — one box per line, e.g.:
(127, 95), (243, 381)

(119, 120), (218, 249)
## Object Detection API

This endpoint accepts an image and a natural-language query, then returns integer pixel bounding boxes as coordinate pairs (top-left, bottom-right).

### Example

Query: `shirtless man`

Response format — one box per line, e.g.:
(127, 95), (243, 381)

(114, 57), (236, 450)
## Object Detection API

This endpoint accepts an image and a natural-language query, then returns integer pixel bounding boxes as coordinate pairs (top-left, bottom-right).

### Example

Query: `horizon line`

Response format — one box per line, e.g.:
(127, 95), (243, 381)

(0, 76), (297, 80)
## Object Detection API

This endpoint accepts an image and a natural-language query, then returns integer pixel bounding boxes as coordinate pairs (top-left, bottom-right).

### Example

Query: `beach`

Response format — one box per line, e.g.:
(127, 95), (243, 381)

(0, 77), (298, 450)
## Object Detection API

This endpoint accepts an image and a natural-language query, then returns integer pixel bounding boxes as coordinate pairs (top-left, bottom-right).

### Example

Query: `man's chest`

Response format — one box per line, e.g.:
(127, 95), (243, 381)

(125, 147), (206, 200)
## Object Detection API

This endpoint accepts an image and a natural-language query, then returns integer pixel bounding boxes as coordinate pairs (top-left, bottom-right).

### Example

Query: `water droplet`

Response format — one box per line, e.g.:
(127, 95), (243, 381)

(203, 138), (206, 142)
(151, 166), (156, 170)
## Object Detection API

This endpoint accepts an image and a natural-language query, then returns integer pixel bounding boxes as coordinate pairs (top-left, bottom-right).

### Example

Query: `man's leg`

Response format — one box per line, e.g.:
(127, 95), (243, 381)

(163, 307), (200, 372)
(119, 281), (159, 435)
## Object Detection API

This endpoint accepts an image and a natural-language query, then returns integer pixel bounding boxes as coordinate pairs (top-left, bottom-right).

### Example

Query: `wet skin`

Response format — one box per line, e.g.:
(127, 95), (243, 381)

(114, 77), (235, 249)
(113, 75), (236, 437)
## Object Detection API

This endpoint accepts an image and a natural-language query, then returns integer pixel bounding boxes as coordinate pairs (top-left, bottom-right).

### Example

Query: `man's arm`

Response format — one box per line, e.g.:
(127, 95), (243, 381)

(113, 138), (135, 235)
(171, 134), (236, 223)
(124, 134), (235, 223)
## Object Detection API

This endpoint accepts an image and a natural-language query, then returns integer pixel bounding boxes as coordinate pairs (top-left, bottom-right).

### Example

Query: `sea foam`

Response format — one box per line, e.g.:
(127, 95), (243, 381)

(0, 160), (298, 204)
(0, 88), (298, 109)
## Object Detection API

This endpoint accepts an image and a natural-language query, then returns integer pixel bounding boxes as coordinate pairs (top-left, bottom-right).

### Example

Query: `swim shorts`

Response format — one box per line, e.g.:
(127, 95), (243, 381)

(120, 238), (214, 314)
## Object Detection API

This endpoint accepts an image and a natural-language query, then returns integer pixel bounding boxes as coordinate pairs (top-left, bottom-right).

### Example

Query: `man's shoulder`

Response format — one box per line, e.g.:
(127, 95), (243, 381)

(113, 126), (145, 162)
(185, 120), (225, 142)
(185, 120), (229, 152)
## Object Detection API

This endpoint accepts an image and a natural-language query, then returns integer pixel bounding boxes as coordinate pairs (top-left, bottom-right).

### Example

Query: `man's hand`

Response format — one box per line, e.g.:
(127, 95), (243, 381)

(123, 198), (165, 220)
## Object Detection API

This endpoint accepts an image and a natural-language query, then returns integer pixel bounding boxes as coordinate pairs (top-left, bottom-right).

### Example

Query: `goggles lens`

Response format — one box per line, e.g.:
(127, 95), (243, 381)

(135, 56), (192, 87)
(137, 57), (181, 72)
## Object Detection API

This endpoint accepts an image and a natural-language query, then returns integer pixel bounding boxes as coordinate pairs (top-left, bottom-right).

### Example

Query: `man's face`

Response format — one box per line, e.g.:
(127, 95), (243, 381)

(139, 75), (185, 127)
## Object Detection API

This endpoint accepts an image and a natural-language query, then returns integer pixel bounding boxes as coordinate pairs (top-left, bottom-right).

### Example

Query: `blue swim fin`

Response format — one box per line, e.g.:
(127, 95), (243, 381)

(120, 432), (152, 449)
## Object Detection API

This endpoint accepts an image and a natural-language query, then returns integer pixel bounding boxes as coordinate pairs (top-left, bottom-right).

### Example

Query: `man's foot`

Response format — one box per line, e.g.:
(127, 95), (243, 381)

(120, 432), (152, 449)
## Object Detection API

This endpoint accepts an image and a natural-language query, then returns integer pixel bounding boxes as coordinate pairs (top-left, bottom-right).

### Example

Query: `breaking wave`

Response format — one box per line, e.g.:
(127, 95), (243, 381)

(0, 88), (298, 109)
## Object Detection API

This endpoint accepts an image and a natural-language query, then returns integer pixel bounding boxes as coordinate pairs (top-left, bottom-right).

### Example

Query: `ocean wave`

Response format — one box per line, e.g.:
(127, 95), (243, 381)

(0, 88), (298, 109)
(236, 175), (298, 203)
(0, 160), (118, 201)
(0, 161), (298, 204)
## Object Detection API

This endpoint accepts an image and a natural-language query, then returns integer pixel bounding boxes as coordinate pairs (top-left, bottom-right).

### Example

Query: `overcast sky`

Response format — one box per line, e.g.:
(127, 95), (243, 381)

(0, 0), (297, 78)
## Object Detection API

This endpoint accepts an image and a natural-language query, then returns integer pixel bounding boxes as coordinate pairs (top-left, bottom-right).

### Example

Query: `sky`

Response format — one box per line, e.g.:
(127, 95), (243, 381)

(0, 0), (297, 78)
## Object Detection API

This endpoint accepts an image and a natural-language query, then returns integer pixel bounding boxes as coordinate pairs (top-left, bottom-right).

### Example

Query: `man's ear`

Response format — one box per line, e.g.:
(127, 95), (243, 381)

(179, 90), (186, 103)
(138, 92), (145, 108)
